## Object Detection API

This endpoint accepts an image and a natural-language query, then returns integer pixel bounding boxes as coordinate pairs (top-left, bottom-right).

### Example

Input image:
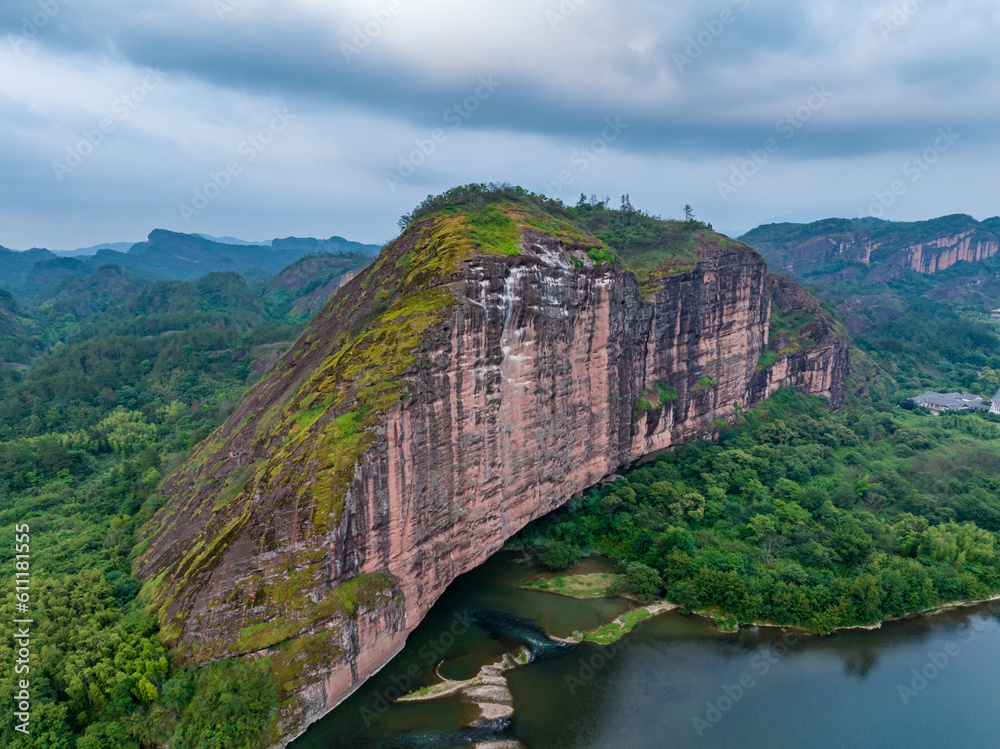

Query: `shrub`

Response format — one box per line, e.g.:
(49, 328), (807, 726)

(538, 540), (582, 570)
(626, 562), (663, 602)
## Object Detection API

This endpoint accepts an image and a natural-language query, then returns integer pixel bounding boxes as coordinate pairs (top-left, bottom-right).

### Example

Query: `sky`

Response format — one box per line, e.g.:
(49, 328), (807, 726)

(1, 0), (998, 251)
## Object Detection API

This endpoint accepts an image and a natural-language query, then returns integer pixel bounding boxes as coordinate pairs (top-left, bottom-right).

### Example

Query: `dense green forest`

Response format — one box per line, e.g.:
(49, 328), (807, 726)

(4, 189), (1000, 746)
(515, 387), (1000, 632)
(0, 267), (334, 748)
(844, 269), (1000, 396)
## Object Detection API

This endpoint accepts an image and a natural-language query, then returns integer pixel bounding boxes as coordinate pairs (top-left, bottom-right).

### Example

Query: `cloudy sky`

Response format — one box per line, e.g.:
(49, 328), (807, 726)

(1, 0), (998, 250)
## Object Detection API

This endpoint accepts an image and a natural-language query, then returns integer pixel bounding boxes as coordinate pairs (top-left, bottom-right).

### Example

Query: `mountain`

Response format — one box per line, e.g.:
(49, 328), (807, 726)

(0, 289), (31, 340)
(0, 288), (43, 366)
(53, 241), (137, 257)
(262, 252), (370, 321)
(197, 234), (269, 246)
(22, 256), (95, 297)
(97, 229), (320, 283)
(742, 214), (1000, 283)
(136, 185), (848, 746)
(0, 246), (57, 296)
(270, 235), (381, 256)
(740, 214), (1000, 344)
(34, 263), (147, 322)
(0, 230), (382, 299)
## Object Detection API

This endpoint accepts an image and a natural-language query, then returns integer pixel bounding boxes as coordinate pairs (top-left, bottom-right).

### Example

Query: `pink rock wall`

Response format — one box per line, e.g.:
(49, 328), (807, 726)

(141, 232), (847, 747)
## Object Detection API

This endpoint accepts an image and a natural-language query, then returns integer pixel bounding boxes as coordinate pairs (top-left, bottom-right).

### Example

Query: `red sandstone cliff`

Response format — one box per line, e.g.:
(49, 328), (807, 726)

(742, 214), (1000, 283)
(136, 199), (848, 745)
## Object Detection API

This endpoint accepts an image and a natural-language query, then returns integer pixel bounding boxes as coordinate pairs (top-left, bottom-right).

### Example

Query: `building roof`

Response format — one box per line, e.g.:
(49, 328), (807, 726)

(992, 389), (1000, 404)
(909, 392), (989, 410)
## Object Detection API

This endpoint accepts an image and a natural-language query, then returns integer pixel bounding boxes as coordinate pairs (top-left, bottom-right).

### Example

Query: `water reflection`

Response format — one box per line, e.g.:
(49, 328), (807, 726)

(843, 648), (879, 677)
(292, 554), (1000, 749)
(356, 718), (515, 748)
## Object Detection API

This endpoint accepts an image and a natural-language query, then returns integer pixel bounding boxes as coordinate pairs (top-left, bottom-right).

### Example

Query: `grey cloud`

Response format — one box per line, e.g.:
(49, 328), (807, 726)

(3, 0), (995, 152)
(0, 0), (997, 249)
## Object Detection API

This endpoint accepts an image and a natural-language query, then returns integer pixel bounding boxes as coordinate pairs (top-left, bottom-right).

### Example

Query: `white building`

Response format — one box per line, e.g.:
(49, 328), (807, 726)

(909, 392), (989, 415)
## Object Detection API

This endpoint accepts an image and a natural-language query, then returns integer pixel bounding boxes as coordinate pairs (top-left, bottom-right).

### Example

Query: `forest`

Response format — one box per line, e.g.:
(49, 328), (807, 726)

(515, 386), (1000, 632)
(0, 268), (317, 748)
(3, 195), (1000, 746)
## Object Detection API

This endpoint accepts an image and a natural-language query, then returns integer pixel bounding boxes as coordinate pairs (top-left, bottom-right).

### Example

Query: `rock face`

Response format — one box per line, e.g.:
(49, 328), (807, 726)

(749, 274), (847, 404)
(905, 231), (999, 273)
(742, 214), (1000, 283)
(137, 202), (848, 746)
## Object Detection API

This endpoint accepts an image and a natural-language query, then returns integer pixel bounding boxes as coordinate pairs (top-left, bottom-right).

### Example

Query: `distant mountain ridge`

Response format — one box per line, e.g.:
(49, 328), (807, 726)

(1, 230), (381, 298)
(741, 213), (1000, 338)
(196, 234), (269, 246)
(741, 214), (1000, 283)
(262, 253), (365, 321)
(52, 241), (138, 257)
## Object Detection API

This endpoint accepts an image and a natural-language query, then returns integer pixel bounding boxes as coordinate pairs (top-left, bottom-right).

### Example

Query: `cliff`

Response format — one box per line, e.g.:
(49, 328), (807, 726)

(263, 252), (370, 321)
(749, 273), (847, 403)
(136, 190), (848, 745)
(742, 214), (1000, 284)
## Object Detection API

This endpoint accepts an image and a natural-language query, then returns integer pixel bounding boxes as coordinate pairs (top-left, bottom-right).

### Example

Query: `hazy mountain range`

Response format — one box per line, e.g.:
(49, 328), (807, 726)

(0, 230), (381, 299)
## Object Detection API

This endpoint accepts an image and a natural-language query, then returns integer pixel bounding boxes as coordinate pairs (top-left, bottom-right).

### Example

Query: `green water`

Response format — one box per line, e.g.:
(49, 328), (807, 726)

(291, 553), (1000, 748)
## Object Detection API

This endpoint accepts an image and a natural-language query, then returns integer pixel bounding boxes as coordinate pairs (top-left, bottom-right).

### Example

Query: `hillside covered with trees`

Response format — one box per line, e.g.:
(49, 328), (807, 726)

(0, 256), (370, 748)
(516, 386), (1000, 632)
(4, 190), (1000, 747)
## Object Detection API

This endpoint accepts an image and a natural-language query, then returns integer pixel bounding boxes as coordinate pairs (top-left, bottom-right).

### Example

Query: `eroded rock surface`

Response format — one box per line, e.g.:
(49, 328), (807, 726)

(137, 207), (847, 745)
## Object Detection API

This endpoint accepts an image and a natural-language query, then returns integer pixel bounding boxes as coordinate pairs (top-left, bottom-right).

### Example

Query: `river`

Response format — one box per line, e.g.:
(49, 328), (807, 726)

(290, 553), (1000, 749)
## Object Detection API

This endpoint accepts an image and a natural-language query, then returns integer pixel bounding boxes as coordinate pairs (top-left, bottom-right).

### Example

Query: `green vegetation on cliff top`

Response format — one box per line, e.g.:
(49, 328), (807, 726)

(398, 183), (725, 281)
(2, 183), (943, 749)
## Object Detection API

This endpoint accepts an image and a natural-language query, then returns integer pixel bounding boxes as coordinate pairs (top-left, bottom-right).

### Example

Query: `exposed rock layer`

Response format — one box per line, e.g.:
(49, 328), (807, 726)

(137, 216), (848, 746)
(742, 214), (1000, 283)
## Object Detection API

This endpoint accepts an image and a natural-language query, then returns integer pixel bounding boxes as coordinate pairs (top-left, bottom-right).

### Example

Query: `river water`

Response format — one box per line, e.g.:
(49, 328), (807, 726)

(291, 553), (1000, 749)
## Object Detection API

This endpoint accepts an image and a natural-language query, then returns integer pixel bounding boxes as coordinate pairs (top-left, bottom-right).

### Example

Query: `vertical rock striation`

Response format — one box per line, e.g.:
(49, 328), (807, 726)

(742, 214), (1000, 283)
(137, 205), (848, 746)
